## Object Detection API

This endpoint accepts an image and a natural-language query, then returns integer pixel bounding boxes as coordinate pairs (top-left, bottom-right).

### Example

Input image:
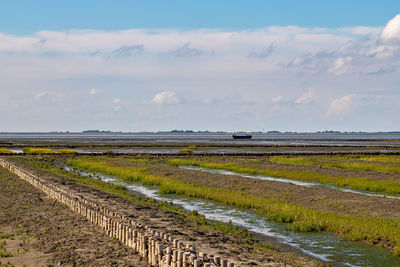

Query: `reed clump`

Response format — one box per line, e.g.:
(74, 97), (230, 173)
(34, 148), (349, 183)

(22, 148), (58, 154)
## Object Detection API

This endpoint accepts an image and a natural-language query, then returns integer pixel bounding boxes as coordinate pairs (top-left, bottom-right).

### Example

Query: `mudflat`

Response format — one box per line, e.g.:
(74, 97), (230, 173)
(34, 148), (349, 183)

(101, 155), (400, 218)
(2, 157), (319, 267)
(0, 165), (148, 266)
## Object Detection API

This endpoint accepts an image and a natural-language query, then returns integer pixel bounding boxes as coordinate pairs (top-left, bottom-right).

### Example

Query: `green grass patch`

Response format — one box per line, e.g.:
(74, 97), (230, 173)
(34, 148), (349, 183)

(179, 145), (198, 154)
(68, 157), (400, 255)
(0, 149), (13, 154)
(271, 155), (400, 174)
(0, 241), (13, 258)
(0, 234), (13, 239)
(22, 148), (58, 154)
(270, 156), (319, 166)
(168, 158), (400, 195)
(352, 155), (400, 164)
(325, 161), (400, 174)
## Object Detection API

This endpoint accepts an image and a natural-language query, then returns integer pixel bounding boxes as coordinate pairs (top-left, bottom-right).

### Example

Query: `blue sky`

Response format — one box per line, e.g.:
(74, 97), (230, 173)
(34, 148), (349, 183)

(1, 0), (399, 33)
(0, 1), (399, 132)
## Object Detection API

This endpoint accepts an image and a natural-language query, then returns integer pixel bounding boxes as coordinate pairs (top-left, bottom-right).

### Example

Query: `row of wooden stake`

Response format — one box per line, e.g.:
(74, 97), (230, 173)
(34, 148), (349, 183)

(0, 158), (240, 267)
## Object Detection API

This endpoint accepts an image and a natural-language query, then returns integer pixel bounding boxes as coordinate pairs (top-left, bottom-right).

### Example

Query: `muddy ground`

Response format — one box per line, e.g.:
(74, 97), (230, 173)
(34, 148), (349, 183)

(0, 165), (148, 267)
(188, 156), (400, 182)
(3, 157), (320, 267)
(4, 145), (400, 155)
(100, 156), (400, 218)
(2, 132), (400, 148)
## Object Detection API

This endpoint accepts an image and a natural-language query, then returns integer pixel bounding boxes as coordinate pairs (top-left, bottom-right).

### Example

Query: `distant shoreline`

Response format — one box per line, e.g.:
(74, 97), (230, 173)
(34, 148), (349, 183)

(1, 131), (400, 135)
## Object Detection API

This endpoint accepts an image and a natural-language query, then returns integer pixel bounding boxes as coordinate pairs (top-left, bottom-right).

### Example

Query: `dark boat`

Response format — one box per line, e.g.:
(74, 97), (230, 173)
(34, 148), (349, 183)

(232, 134), (252, 140)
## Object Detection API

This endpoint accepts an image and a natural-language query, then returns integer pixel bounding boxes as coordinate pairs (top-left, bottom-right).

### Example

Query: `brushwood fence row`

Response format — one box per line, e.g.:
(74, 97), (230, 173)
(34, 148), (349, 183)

(0, 158), (239, 267)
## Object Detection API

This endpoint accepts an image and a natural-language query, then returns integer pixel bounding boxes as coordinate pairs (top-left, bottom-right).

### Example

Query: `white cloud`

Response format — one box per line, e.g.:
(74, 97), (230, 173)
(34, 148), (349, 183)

(111, 98), (122, 111)
(380, 14), (400, 44)
(271, 96), (284, 104)
(366, 45), (396, 59)
(89, 88), (101, 95)
(0, 22), (395, 81)
(152, 91), (184, 105)
(0, 33), (42, 52)
(295, 89), (314, 104)
(0, 26), (371, 57)
(34, 91), (48, 99)
(328, 57), (352, 75)
(327, 94), (356, 116)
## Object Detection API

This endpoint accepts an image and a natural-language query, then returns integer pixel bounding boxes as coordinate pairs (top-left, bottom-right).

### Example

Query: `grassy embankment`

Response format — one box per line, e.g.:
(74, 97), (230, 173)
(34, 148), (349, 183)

(67, 157), (400, 255)
(270, 156), (320, 166)
(270, 155), (400, 174)
(0, 149), (13, 154)
(326, 162), (400, 174)
(22, 148), (77, 154)
(356, 155), (400, 163)
(168, 158), (400, 195)
(179, 145), (198, 154)
(11, 156), (303, 263)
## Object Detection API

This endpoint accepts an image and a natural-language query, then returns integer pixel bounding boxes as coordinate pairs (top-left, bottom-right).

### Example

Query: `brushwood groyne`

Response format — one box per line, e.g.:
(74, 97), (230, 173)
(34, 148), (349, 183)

(0, 158), (239, 267)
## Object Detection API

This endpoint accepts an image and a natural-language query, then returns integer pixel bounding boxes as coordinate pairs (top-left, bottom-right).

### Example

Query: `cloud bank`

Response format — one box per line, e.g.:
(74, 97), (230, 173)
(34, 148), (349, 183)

(0, 14), (399, 131)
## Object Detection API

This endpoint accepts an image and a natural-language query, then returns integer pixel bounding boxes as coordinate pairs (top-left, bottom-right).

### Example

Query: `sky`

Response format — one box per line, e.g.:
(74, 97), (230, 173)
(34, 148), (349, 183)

(0, 1), (400, 132)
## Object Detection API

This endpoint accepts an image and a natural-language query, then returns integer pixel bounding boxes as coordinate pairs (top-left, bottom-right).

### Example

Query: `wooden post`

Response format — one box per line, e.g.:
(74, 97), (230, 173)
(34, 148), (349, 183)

(215, 256), (221, 266)
(157, 243), (163, 265)
(194, 259), (202, 267)
(177, 250), (184, 267)
(173, 249), (178, 267)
